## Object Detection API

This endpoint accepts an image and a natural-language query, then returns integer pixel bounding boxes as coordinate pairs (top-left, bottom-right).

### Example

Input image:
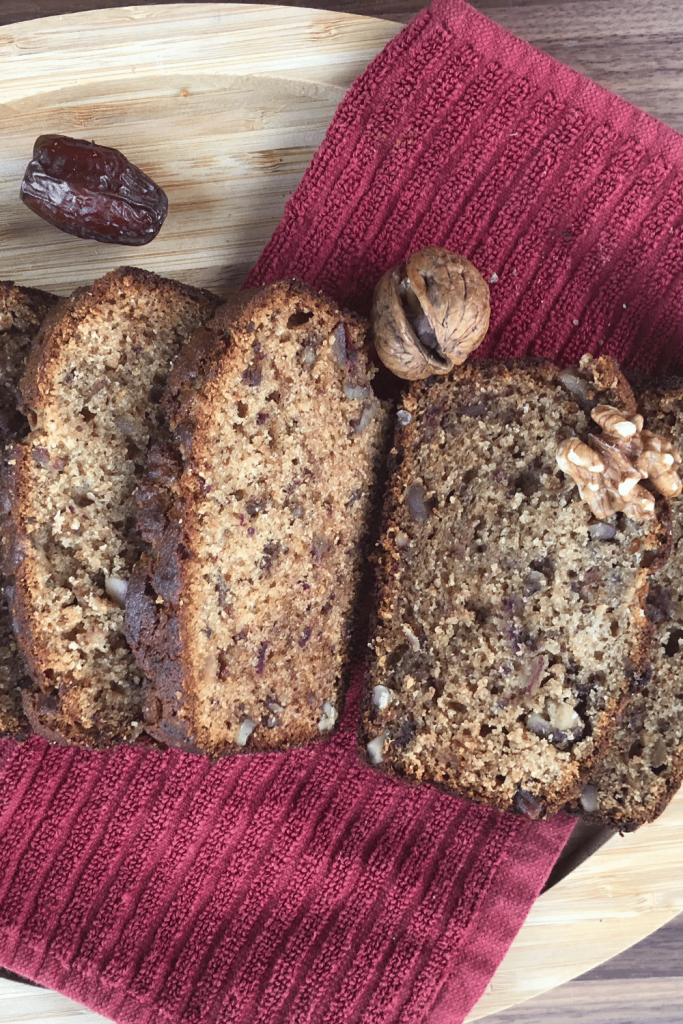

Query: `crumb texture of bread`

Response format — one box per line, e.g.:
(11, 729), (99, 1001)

(126, 279), (389, 757)
(579, 383), (683, 829)
(6, 268), (220, 747)
(362, 358), (666, 817)
(0, 281), (59, 738)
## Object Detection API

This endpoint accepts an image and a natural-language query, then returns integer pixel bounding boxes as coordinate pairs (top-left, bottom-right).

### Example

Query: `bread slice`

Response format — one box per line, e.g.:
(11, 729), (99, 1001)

(0, 281), (60, 737)
(125, 279), (389, 757)
(5, 267), (220, 746)
(576, 381), (683, 829)
(361, 357), (667, 818)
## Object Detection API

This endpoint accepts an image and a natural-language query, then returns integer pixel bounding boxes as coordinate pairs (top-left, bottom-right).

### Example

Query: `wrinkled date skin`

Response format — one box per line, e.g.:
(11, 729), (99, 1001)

(20, 134), (168, 245)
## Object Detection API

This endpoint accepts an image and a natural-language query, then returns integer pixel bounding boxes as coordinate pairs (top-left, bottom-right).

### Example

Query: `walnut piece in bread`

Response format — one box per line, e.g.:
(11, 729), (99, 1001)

(557, 397), (682, 521)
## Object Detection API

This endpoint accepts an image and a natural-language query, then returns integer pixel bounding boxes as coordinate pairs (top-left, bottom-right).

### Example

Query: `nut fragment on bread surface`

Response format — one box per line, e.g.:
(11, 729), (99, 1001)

(556, 357), (682, 521)
(371, 248), (490, 380)
(0, 281), (60, 739)
(126, 279), (389, 758)
(361, 356), (667, 817)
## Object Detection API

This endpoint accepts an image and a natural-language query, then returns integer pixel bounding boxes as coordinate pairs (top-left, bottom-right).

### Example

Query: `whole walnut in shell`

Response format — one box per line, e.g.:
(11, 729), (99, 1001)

(371, 247), (490, 380)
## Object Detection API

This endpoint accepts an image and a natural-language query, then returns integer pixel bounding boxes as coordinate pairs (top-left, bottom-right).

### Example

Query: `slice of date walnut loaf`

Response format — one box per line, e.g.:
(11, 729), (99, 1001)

(576, 380), (683, 829)
(5, 268), (220, 746)
(361, 356), (668, 818)
(125, 279), (389, 757)
(0, 281), (60, 737)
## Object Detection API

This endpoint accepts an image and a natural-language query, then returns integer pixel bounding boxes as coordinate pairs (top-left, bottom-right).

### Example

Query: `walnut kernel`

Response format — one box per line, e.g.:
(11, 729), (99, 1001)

(557, 399), (682, 521)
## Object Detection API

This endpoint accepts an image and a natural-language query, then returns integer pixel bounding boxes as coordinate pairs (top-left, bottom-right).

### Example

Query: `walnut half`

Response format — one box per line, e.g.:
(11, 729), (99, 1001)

(557, 402), (682, 520)
(371, 247), (490, 380)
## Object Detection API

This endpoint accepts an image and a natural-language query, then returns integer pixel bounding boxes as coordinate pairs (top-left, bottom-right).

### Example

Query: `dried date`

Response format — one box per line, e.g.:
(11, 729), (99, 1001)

(20, 134), (168, 245)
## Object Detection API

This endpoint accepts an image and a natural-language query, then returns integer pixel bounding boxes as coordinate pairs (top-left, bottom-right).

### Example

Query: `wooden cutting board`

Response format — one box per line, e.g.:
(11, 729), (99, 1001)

(0, 2), (400, 296)
(1, 6), (683, 1022)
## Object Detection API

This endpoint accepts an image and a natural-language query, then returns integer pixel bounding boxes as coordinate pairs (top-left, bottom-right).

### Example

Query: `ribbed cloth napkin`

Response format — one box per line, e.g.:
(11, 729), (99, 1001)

(3, 0), (683, 1021)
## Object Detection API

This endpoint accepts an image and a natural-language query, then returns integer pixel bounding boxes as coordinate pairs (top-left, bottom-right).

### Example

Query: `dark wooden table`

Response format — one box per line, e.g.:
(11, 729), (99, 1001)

(2, 2), (683, 1022)
(4, 0), (683, 143)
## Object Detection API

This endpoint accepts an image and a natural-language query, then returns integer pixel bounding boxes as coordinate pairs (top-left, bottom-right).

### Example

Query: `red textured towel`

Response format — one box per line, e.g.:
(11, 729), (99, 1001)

(3, 0), (683, 1021)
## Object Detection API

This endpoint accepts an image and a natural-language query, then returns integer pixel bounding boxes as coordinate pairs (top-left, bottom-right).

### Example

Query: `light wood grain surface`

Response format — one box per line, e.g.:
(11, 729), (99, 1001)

(0, 4), (401, 296)
(475, 786), (683, 1020)
(2, 3), (683, 1024)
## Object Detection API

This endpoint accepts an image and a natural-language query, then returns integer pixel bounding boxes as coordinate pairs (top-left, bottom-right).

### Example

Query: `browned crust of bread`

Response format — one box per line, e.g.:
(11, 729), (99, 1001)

(127, 279), (390, 757)
(0, 282), (60, 739)
(125, 446), (200, 752)
(162, 280), (370, 432)
(19, 267), (216, 415)
(360, 356), (667, 818)
(2, 445), (45, 689)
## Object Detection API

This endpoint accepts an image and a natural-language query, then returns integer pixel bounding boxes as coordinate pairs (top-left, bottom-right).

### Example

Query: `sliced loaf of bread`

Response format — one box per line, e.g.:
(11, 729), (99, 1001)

(0, 281), (60, 737)
(361, 357), (667, 818)
(126, 279), (389, 757)
(577, 381), (683, 829)
(5, 267), (220, 746)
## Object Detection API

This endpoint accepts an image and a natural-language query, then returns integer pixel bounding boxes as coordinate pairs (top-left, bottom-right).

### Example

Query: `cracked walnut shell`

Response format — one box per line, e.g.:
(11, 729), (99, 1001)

(371, 247), (490, 380)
